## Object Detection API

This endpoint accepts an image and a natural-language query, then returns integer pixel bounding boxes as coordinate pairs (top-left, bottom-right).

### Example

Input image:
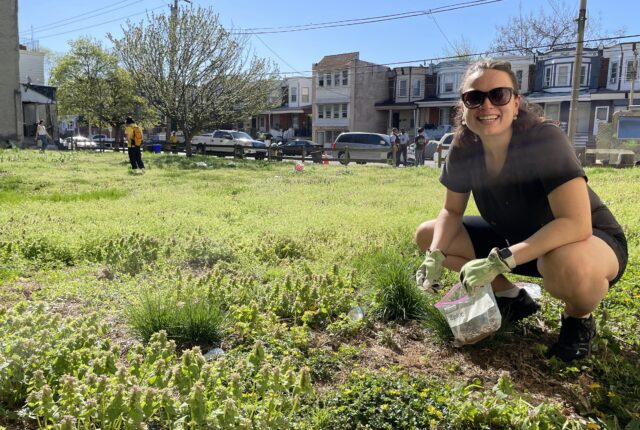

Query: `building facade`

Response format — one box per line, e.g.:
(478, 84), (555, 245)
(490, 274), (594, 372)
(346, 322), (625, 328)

(311, 52), (390, 145)
(0, 0), (23, 148)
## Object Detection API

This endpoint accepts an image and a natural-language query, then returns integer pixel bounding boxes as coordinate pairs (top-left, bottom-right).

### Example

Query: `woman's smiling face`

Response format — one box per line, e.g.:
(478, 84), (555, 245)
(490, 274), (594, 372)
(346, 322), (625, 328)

(461, 68), (521, 144)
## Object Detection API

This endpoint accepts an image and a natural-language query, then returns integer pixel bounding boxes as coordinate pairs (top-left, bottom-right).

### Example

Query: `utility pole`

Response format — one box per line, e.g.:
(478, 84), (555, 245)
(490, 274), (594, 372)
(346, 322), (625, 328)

(568, 0), (587, 150)
(629, 42), (638, 109)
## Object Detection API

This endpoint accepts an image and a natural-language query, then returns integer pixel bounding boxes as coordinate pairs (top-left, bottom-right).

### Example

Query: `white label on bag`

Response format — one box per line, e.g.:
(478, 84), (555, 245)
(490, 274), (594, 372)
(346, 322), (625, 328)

(445, 293), (494, 328)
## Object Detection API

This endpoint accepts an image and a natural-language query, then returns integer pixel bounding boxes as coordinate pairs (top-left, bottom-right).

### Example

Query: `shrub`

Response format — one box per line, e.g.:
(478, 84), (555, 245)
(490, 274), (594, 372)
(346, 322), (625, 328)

(184, 236), (234, 268)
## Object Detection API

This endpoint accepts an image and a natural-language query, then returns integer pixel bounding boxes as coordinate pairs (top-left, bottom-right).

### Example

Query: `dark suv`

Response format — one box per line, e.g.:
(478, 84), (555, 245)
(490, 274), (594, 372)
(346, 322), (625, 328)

(331, 132), (392, 165)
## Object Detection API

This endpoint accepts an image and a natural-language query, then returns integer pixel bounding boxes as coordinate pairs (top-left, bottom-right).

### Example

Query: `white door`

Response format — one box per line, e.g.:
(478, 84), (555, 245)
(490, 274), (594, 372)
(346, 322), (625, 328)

(593, 106), (609, 136)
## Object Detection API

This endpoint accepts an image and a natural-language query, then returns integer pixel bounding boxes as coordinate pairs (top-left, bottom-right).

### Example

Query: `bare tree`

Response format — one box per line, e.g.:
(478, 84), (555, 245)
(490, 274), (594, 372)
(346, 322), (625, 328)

(489, 0), (625, 56)
(109, 5), (279, 156)
(441, 36), (478, 61)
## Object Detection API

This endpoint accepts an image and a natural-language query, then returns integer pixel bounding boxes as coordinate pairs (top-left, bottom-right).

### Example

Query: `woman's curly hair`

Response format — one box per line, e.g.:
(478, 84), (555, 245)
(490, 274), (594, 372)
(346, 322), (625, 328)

(452, 59), (544, 147)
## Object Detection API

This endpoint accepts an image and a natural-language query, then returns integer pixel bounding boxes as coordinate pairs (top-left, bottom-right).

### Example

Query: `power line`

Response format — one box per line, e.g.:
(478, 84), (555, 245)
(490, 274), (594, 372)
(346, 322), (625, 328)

(232, 0), (502, 35)
(19, 0), (140, 36)
(271, 34), (640, 77)
(23, 5), (167, 41)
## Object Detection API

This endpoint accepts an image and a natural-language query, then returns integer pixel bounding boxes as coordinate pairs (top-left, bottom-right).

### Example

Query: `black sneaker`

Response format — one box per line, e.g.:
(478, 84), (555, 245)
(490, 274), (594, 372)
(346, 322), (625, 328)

(547, 314), (596, 362)
(496, 288), (540, 323)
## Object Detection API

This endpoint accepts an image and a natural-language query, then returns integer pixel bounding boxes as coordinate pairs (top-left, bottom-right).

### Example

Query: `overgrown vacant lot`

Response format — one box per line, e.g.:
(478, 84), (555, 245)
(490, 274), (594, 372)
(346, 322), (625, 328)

(0, 150), (638, 429)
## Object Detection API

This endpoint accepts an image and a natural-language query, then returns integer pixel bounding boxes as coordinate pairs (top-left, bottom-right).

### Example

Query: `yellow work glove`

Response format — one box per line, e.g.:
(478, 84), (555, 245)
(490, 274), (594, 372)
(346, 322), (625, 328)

(459, 248), (511, 293)
(416, 249), (446, 293)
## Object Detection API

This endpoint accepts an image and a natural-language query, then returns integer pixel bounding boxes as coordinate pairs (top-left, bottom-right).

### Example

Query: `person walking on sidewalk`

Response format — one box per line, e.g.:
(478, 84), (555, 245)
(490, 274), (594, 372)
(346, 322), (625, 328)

(414, 129), (426, 166)
(124, 116), (145, 173)
(414, 59), (627, 363)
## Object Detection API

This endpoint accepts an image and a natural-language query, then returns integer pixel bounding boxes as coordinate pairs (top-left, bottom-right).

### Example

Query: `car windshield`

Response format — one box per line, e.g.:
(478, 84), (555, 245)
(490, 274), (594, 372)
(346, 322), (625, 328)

(232, 131), (252, 140)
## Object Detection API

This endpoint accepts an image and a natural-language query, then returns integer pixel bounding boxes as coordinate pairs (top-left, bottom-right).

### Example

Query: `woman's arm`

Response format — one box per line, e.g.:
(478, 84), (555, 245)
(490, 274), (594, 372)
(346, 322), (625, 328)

(430, 189), (471, 253)
(509, 177), (591, 265)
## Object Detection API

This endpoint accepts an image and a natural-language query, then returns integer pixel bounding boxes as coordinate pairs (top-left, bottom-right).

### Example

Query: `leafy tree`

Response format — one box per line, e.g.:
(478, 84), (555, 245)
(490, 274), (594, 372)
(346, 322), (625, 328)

(489, 0), (624, 56)
(49, 37), (155, 147)
(109, 5), (279, 156)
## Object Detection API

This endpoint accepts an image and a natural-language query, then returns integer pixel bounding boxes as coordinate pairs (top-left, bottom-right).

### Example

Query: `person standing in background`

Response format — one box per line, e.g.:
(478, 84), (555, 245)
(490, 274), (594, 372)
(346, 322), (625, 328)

(398, 128), (409, 166)
(124, 116), (145, 173)
(414, 128), (426, 166)
(36, 120), (50, 152)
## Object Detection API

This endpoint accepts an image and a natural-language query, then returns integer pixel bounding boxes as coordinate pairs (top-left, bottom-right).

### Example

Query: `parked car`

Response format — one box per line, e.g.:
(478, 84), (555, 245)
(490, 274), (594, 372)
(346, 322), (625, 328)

(435, 132), (454, 161)
(278, 139), (322, 157)
(423, 124), (453, 141)
(191, 130), (267, 160)
(60, 135), (98, 150)
(331, 132), (392, 165)
(92, 134), (115, 149)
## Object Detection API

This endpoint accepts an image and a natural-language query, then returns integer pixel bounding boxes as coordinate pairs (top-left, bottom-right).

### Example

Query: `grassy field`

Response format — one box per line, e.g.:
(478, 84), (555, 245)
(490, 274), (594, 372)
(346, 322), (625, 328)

(0, 149), (638, 429)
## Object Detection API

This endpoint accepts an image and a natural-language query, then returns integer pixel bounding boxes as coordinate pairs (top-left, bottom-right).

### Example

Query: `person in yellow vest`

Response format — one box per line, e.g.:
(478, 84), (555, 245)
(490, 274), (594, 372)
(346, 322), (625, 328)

(124, 116), (145, 173)
(169, 131), (178, 153)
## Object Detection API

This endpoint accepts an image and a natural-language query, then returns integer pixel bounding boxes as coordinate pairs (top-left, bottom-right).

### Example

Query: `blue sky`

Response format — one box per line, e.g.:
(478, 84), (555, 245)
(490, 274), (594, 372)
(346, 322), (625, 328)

(18, 0), (640, 77)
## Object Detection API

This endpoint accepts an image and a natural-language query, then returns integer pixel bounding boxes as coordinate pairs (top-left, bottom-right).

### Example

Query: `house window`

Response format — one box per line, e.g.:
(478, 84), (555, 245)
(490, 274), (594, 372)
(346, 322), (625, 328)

(515, 70), (523, 90)
(580, 65), (588, 85)
(626, 59), (637, 81)
(441, 74), (454, 93)
(544, 66), (552, 87)
(326, 73), (332, 86)
(318, 74), (324, 87)
(259, 117), (265, 128)
(398, 79), (407, 97)
(290, 87), (297, 103)
(318, 106), (324, 119)
(609, 61), (619, 84)
(545, 103), (560, 121)
(412, 80), (421, 97)
(324, 105), (331, 119)
(301, 87), (309, 104)
(557, 65), (570, 86)
(341, 104), (347, 118)
(333, 104), (339, 119)
(334, 72), (341, 86)
(342, 70), (348, 85)
(439, 107), (450, 126)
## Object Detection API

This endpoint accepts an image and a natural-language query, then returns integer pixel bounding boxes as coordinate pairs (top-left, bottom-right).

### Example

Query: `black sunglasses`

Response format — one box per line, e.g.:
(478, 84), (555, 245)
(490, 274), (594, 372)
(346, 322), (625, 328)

(461, 87), (515, 109)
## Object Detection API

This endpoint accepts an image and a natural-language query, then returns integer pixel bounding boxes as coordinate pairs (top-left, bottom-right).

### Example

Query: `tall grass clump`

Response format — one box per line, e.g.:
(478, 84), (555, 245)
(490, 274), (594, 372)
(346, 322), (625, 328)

(126, 279), (226, 348)
(363, 247), (430, 322)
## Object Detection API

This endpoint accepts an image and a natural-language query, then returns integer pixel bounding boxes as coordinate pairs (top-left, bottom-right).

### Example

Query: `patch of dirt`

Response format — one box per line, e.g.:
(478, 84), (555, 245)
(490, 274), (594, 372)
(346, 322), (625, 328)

(313, 318), (587, 421)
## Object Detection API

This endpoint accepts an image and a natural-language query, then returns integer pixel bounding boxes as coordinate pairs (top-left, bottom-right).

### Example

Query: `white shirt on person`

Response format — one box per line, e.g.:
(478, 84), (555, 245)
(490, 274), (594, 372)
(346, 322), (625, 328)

(37, 124), (47, 136)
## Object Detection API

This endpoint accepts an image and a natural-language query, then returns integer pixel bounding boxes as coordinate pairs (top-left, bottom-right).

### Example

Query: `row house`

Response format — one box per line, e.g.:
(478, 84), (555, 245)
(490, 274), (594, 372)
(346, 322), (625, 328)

(254, 76), (312, 138)
(311, 43), (638, 145)
(311, 52), (389, 146)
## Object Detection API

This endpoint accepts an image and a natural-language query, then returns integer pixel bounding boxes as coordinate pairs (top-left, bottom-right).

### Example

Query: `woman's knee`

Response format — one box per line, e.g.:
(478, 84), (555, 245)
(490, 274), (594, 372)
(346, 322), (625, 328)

(415, 220), (436, 251)
(539, 251), (604, 300)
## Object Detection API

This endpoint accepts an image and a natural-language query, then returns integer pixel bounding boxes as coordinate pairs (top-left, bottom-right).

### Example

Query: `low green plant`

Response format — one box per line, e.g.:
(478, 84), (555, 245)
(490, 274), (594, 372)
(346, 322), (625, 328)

(88, 232), (162, 276)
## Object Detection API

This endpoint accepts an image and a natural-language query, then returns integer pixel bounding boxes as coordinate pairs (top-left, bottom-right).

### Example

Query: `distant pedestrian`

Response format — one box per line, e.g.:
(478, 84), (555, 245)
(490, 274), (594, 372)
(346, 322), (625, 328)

(36, 120), (50, 152)
(398, 128), (409, 166)
(414, 129), (426, 166)
(124, 116), (145, 173)
(169, 131), (178, 153)
(390, 127), (399, 167)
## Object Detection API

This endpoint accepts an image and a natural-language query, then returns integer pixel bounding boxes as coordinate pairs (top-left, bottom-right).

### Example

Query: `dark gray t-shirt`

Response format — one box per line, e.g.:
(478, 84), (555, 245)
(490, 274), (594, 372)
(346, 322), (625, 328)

(440, 122), (623, 243)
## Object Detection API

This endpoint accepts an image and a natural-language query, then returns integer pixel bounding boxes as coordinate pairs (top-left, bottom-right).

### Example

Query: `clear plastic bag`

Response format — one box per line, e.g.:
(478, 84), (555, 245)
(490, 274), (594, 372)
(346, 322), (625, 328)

(434, 283), (502, 346)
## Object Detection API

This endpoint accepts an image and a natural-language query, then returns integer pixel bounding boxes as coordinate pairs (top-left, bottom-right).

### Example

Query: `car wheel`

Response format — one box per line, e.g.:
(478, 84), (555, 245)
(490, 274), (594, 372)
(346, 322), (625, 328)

(337, 151), (349, 166)
(197, 143), (205, 155)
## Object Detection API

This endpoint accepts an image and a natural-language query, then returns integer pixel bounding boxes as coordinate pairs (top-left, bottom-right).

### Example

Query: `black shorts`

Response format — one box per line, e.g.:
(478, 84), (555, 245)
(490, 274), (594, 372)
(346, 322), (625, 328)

(462, 216), (628, 286)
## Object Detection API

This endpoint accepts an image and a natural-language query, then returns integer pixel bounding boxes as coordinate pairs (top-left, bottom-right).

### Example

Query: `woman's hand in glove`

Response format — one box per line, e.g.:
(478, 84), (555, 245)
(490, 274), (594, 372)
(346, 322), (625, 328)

(459, 248), (511, 292)
(416, 249), (446, 292)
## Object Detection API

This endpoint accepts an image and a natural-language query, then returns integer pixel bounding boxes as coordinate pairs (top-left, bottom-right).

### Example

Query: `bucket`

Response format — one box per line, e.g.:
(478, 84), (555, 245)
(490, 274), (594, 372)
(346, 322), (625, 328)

(152, 144), (162, 154)
(434, 283), (501, 346)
